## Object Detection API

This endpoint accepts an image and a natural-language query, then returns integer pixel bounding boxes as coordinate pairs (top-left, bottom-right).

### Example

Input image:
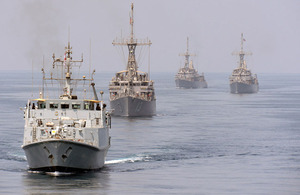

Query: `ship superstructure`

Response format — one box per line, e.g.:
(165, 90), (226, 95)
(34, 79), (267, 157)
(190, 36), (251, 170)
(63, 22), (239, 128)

(230, 33), (259, 94)
(175, 37), (207, 89)
(109, 3), (156, 116)
(22, 42), (111, 172)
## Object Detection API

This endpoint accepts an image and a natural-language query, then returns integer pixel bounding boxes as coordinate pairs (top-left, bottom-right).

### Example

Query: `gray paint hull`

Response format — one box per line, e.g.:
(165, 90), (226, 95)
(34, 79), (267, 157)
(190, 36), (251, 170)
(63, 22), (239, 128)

(22, 140), (108, 172)
(230, 82), (259, 94)
(175, 79), (208, 89)
(110, 96), (156, 117)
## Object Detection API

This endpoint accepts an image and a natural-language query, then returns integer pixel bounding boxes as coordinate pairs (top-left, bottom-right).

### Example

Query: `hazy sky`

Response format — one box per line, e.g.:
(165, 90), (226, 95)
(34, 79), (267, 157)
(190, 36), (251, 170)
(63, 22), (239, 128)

(0, 0), (299, 73)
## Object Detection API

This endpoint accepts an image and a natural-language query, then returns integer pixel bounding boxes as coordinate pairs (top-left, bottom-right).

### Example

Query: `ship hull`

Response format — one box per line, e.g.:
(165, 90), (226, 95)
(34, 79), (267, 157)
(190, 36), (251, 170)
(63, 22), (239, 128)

(230, 82), (259, 94)
(22, 140), (108, 172)
(110, 96), (156, 117)
(175, 79), (207, 89)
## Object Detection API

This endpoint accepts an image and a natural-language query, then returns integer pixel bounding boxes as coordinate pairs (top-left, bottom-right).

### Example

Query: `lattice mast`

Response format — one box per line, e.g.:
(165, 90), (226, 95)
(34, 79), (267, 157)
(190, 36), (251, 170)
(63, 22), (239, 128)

(112, 3), (151, 81)
(179, 37), (195, 69)
(233, 33), (252, 69)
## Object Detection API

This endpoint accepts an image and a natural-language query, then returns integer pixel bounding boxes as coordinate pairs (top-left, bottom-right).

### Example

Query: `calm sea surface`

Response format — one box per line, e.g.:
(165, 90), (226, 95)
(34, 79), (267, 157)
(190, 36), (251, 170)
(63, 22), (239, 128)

(0, 71), (299, 194)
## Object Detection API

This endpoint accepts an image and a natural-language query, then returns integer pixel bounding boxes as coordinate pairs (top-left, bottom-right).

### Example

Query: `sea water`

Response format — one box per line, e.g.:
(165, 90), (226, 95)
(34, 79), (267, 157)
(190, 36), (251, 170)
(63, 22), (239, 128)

(0, 71), (299, 194)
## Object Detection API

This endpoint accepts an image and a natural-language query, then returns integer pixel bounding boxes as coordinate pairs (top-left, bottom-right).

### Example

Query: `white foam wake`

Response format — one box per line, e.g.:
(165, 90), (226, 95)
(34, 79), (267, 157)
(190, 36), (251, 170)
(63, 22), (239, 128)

(105, 156), (148, 164)
(28, 170), (75, 176)
(45, 171), (74, 176)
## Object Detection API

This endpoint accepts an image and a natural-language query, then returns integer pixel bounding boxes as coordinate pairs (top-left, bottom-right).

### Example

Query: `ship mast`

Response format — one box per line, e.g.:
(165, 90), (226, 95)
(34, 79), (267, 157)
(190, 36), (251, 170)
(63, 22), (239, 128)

(239, 33), (246, 69)
(65, 42), (72, 97)
(232, 33), (252, 69)
(112, 3), (151, 81)
(127, 3), (137, 79)
(179, 37), (195, 69)
(44, 41), (92, 100)
(130, 3), (134, 42)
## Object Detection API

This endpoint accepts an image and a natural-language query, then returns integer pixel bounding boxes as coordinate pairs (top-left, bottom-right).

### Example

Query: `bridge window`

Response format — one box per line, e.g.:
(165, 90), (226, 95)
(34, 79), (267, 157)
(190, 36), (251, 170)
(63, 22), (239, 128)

(84, 102), (94, 110)
(84, 103), (89, 110)
(50, 103), (58, 109)
(72, 104), (81, 109)
(38, 102), (46, 109)
(61, 103), (69, 109)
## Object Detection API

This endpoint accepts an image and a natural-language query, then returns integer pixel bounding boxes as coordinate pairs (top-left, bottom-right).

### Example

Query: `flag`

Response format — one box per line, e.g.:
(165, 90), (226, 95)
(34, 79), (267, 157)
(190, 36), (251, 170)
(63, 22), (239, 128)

(63, 52), (66, 66)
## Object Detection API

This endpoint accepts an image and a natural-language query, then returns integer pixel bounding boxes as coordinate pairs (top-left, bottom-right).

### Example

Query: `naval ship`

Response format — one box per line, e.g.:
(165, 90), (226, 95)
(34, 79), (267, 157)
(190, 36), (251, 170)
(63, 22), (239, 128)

(230, 33), (259, 94)
(22, 42), (111, 172)
(109, 3), (156, 117)
(175, 37), (207, 89)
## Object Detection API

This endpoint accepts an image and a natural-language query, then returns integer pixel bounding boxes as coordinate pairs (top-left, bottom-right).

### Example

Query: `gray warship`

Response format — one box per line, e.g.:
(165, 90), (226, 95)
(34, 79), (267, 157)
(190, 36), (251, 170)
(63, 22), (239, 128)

(22, 42), (111, 172)
(175, 37), (207, 89)
(230, 33), (259, 94)
(109, 3), (156, 117)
